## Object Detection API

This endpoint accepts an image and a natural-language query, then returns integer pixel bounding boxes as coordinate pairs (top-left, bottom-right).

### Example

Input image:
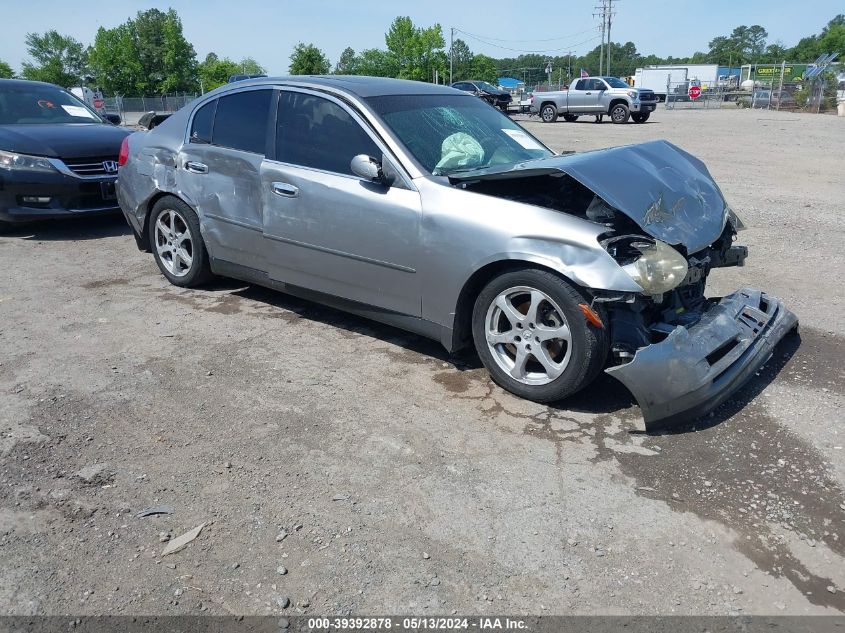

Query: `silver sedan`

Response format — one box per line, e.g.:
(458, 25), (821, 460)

(116, 76), (797, 429)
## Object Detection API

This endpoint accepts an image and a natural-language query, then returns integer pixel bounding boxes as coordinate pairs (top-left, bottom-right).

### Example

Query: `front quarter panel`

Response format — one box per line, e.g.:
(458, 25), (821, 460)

(416, 178), (642, 328)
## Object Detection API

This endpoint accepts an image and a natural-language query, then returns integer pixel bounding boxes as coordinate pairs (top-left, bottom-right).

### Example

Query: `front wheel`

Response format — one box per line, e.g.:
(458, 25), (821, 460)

(562, 113), (579, 122)
(471, 269), (608, 403)
(540, 104), (558, 123)
(610, 103), (630, 124)
(149, 196), (213, 287)
(631, 112), (650, 123)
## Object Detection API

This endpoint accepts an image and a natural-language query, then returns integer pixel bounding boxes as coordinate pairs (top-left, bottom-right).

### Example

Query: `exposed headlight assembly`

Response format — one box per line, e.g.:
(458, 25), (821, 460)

(621, 239), (689, 295)
(0, 149), (56, 173)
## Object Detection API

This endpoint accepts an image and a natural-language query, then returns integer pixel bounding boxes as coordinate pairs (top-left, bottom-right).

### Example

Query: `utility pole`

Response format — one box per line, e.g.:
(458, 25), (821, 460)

(595, 0), (606, 75)
(606, 0), (614, 75)
(449, 27), (454, 84)
(594, 0), (617, 76)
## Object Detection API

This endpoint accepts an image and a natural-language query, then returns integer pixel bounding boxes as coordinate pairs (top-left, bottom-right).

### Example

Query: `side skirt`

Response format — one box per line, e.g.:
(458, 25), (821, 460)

(210, 258), (450, 348)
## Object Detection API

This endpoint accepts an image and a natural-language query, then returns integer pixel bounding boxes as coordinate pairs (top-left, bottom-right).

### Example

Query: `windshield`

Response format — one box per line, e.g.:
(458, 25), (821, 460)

(0, 84), (102, 125)
(602, 77), (630, 89)
(476, 81), (499, 92)
(367, 94), (552, 175)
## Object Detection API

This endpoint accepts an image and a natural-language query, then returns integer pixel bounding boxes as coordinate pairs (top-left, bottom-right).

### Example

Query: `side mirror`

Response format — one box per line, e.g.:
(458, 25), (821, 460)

(104, 113), (122, 125)
(350, 154), (385, 184)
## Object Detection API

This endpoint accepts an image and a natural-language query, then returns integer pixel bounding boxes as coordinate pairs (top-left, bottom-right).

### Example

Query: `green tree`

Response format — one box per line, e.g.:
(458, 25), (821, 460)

(385, 16), (446, 81)
(706, 25), (769, 65)
(335, 47), (358, 74)
(470, 54), (497, 83)
(289, 43), (330, 74)
(239, 57), (266, 75)
(355, 48), (397, 77)
(89, 8), (197, 95)
(449, 38), (474, 81)
(817, 15), (845, 58)
(89, 23), (143, 95)
(198, 53), (241, 91)
(21, 30), (88, 87)
(0, 59), (14, 78)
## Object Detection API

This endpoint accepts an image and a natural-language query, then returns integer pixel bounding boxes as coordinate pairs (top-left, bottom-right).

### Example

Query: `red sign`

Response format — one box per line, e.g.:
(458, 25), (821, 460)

(688, 85), (701, 100)
(93, 99), (105, 109)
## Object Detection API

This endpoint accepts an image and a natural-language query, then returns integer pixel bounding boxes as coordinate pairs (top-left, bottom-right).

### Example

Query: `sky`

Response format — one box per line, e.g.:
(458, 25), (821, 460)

(1, 0), (840, 76)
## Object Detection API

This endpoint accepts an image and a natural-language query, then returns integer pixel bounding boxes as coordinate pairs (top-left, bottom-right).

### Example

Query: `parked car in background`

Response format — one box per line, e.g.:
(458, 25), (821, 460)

(117, 76), (797, 429)
(531, 76), (659, 123)
(0, 79), (130, 227)
(752, 90), (797, 109)
(451, 80), (512, 110)
(228, 74), (267, 83)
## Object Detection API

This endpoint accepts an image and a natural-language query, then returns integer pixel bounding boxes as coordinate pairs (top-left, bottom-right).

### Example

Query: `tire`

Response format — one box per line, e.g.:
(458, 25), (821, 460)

(540, 104), (558, 123)
(148, 196), (213, 287)
(562, 113), (579, 122)
(610, 103), (630, 124)
(631, 112), (650, 123)
(471, 268), (609, 403)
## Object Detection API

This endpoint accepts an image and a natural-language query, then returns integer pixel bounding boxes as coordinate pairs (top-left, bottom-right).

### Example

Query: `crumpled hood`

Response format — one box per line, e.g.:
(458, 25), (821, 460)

(449, 140), (728, 254)
(0, 123), (130, 159)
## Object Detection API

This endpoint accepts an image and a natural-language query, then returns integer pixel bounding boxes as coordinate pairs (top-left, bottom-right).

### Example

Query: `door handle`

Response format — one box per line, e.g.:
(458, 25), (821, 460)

(272, 182), (299, 197)
(184, 161), (208, 174)
(585, 92), (592, 95)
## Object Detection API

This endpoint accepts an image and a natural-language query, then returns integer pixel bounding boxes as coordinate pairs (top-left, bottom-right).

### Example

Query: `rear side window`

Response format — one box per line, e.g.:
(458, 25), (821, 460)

(190, 100), (216, 143)
(211, 89), (272, 155)
(275, 91), (380, 176)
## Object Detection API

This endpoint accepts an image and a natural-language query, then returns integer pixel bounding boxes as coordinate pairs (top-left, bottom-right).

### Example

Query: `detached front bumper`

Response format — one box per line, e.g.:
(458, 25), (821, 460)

(606, 288), (798, 430)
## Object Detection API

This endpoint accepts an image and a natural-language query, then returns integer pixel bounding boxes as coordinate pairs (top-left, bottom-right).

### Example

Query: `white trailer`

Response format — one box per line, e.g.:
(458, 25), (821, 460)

(633, 67), (688, 102)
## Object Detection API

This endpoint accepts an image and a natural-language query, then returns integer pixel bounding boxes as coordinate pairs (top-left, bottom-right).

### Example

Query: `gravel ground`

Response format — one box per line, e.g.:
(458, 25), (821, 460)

(1, 107), (844, 616)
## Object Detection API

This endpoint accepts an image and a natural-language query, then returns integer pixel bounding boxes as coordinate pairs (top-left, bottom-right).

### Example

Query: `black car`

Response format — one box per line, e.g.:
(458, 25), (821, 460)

(450, 80), (512, 111)
(0, 79), (130, 226)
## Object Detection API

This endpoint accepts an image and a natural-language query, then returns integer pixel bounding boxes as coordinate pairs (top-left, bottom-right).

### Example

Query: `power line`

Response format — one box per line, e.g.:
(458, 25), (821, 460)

(455, 29), (601, 55)
(454, 27), (598, 44)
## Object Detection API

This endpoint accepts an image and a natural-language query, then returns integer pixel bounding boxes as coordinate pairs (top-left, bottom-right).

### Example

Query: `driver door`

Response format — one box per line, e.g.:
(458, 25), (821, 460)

(260, 89), (423, 316)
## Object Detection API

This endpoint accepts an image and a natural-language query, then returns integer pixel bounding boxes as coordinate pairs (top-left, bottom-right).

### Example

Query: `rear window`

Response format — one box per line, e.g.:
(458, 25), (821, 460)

(211, 89), (272, 155)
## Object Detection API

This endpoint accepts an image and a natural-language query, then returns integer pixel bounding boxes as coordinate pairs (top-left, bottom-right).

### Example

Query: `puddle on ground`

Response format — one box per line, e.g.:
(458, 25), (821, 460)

(80, 277), (131, 290)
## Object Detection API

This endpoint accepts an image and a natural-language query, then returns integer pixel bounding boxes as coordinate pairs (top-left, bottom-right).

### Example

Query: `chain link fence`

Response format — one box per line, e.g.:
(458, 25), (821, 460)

(102, 94), (199, 125)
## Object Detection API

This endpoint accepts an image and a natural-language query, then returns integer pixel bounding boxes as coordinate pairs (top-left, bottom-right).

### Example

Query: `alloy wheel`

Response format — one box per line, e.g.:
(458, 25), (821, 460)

(484, 286), (573, 386)
(154, 209), (194, 277)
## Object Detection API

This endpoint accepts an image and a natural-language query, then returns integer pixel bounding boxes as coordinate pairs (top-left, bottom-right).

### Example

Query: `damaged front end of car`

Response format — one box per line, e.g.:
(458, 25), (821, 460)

(450, 140), (798, 429)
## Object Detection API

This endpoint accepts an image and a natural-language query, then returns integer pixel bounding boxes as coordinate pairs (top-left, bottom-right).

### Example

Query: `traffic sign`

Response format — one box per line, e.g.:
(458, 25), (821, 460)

(688, 85), (701, 100)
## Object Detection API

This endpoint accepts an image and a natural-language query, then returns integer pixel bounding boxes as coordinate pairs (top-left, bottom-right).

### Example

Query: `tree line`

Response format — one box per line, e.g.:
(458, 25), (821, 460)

(0, 10), (842, 94)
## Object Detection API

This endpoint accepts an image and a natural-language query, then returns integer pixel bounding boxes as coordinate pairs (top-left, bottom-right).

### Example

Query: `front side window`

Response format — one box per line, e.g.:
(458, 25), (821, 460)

(573, 79), (588, 90)
(367, 94), (552, 176)
(211, 89), (272, 155)
(275, 91), (380, 176)
(190, 99), (216, 143)
(602, 77), (629, 89)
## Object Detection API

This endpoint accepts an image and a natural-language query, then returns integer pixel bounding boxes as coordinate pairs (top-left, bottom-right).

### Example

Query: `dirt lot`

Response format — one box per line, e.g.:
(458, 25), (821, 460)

(1, 107), (844, 617)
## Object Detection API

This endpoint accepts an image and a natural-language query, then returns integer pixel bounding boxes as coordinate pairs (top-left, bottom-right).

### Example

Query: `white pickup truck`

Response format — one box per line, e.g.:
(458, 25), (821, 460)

(530, 76), (659, 124)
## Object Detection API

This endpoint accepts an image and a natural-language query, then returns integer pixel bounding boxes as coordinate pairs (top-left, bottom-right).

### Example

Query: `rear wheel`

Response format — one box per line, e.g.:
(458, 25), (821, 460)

(149, 196), (213, 287)
(540, 104), (558, 123)
(631, 112), (650, 123)
(610, 103), (630, 124)
(471, 269), (608, 403)
(562, 113), (579, 122)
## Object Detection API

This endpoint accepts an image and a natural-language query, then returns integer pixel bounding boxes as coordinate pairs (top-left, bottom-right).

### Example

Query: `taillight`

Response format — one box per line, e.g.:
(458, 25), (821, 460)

(118, 136), (129, 167)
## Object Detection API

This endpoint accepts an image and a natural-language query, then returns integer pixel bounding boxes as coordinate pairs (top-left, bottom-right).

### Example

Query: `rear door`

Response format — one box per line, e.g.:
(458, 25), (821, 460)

(567, 78), (591, 110)
(260, 88), (423, 316)
(179, 88), (274, 268)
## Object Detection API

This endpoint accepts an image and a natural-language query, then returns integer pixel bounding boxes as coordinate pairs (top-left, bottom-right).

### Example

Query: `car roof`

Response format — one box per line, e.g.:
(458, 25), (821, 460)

(204, 75), (463, 99)
(0, 78), (63, 90)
